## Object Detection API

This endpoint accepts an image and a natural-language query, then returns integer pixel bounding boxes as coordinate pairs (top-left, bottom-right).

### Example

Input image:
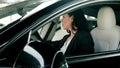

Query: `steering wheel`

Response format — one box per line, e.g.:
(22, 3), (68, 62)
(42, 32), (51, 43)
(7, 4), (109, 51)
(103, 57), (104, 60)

(51, 51), (68, 68)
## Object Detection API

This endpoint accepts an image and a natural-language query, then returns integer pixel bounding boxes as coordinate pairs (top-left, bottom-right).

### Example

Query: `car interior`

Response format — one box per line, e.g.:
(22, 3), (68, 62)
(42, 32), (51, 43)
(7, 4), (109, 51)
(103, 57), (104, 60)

(91, 6), (120, 52)
(29, 4), (120, 48)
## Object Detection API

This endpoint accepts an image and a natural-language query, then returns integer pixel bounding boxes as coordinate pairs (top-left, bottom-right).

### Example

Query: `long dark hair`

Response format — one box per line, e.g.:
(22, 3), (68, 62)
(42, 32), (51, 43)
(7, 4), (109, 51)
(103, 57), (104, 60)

(68, 9), (88, 31)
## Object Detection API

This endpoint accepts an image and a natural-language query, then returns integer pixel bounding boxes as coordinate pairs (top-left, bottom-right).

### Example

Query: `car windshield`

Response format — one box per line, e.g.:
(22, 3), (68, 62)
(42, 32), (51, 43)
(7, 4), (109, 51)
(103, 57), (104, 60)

(0, 0), (48, 29)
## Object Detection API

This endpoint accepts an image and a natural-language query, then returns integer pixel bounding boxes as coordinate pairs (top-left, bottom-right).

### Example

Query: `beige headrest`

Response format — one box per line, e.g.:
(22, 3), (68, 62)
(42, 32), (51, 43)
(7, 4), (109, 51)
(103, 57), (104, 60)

(97, 6), (116, 30)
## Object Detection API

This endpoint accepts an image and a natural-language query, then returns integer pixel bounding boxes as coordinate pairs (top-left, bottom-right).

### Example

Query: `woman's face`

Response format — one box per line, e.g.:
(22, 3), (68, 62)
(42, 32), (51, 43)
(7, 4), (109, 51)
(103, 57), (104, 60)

(61, 14), (73, 30)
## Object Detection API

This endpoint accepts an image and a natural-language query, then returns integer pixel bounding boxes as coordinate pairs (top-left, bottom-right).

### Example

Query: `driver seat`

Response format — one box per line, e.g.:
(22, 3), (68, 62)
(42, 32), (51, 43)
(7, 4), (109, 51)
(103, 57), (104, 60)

(91, 6), (120, 52)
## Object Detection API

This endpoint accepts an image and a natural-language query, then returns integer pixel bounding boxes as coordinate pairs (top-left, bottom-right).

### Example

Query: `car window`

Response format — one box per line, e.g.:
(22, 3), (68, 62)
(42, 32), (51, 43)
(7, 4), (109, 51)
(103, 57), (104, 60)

(42, 4), (120, 54)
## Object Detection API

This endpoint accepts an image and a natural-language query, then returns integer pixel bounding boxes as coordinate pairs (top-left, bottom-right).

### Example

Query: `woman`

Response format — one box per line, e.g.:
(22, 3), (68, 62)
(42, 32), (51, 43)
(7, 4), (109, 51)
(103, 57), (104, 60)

(52, 9), (94, 57)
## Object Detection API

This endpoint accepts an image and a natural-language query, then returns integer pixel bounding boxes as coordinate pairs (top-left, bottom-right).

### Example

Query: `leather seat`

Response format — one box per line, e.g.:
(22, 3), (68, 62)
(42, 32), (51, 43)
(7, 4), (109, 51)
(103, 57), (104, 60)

(91, 6), (120, 52)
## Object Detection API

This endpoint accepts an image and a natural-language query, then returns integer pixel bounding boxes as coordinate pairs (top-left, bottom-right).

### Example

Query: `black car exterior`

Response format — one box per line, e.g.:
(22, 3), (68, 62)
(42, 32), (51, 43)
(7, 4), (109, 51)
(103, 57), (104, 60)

(0, 0), (120, 68)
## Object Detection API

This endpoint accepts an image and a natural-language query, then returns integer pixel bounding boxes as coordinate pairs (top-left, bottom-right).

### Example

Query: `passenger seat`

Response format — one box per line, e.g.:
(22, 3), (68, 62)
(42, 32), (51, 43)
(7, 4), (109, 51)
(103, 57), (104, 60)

(91, 6), (120, 52)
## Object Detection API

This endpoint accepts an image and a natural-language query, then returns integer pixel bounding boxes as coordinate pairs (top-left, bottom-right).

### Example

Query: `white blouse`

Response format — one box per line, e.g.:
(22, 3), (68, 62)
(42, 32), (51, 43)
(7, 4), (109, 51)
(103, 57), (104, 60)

(60, 37), (73, 54)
